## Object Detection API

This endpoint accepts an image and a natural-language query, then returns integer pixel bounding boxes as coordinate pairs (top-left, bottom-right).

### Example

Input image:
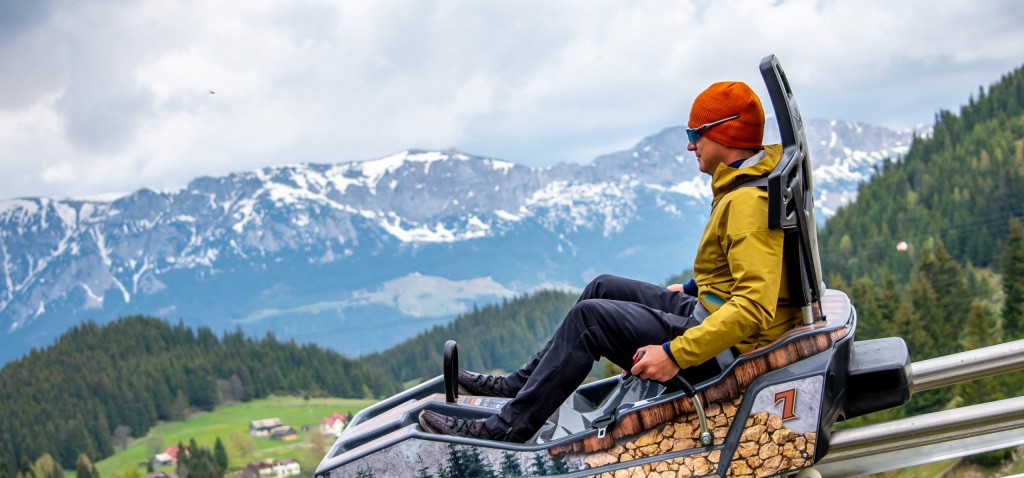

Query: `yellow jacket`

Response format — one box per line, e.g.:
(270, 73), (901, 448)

(668, 144), (801, 369)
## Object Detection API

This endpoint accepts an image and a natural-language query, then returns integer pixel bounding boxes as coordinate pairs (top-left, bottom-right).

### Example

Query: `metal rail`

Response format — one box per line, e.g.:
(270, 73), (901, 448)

(813, 339), (1024, 477)
(911, 339), (1024, 393)
(815, 396), (1024, 476)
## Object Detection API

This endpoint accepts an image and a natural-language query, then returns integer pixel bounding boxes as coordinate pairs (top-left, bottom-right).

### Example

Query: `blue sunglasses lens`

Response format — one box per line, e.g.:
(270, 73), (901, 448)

(686, 129), (700, 143)
(686, 115), (739, 144)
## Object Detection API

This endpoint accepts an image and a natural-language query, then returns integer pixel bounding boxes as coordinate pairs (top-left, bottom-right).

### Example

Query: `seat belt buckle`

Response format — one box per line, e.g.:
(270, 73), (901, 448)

(592, 415), (615, 439)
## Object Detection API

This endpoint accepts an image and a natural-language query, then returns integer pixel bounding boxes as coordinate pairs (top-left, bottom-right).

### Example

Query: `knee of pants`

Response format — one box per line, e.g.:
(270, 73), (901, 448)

(563, 300), (618, 360)
(566, 299), (611, 328)
(590, 273), (617, 285)
(581, 274), (618, 298)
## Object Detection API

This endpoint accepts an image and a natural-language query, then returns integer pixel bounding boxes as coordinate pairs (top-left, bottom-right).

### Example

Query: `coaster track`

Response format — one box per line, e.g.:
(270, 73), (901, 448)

(814, 339), (1024, 476)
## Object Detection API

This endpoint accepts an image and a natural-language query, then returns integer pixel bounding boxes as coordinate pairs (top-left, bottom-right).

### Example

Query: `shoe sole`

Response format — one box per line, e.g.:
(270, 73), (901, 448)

(418, 411), (440, 434)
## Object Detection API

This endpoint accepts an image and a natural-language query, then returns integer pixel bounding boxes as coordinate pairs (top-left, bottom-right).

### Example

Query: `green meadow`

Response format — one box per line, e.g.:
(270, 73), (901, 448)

(94, 396), (376, 478)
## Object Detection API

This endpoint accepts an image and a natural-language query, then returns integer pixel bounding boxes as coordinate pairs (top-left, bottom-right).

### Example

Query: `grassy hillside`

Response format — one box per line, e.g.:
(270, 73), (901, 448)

(0, 316), (399, 470)
(94, 396), (374, 478)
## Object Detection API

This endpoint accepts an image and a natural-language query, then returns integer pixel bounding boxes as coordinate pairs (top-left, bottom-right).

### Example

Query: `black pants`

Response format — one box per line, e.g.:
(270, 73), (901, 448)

(482, 274), (718, 442)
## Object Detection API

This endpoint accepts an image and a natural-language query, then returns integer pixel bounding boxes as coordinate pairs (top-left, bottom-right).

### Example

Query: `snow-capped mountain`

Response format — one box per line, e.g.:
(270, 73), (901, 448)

(0, 119), (920, 363)
(808, 120), (928, 216)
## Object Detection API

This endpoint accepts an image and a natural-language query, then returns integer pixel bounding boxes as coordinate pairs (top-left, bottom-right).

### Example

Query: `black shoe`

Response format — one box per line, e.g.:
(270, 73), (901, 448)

(418, 410), (495, 439)
(458, 369), (516, 398)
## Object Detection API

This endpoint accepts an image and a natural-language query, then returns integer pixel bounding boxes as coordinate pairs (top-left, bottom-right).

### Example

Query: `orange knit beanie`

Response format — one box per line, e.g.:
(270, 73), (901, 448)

(688, 81), (765, 149)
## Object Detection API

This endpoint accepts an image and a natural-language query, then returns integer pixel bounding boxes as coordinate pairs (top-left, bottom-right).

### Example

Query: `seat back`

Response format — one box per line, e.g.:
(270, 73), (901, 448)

(759, 55), (825, 324)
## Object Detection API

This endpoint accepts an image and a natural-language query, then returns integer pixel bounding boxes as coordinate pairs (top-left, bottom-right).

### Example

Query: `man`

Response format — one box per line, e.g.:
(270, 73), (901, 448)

(419, 81), (801, 443)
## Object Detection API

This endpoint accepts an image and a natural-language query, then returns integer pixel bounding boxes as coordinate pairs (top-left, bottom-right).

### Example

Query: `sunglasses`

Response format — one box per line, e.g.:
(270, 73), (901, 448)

(686, 115), (740, 144)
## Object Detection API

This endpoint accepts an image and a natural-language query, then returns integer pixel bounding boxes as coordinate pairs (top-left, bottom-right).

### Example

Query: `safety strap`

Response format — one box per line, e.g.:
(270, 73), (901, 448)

(692, 302), (737, 372)
(734, 176), (770, 190)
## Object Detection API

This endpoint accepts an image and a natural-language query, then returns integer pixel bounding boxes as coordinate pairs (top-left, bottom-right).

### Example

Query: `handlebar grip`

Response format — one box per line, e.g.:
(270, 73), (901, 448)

(667, 374), (697, 397)
(443, 340), (459, 403)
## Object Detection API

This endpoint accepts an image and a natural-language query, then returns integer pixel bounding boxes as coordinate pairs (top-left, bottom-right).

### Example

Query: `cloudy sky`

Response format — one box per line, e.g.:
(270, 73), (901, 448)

(1, 0), (1023, 201)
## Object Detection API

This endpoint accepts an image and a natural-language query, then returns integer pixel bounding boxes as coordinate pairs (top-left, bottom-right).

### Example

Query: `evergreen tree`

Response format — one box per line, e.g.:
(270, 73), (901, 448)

(175, 442), (186, 478)
(955, 302), (1004, 407)
(499, 452), (521, 478)
(915, 242), (970, 358)
(32, 454), (62, 478)
(849, 276), (881, 339)
(530, 453), (549, 476)
(548, 455), (569, 475)
(439, 445), (463, 478)
(437, 445), (497, 478)
(1003, 217), (1024, 340)
(18, 457), (34, 478)
(890, 293), (950, 415)
(460, 447), (495, 478)
(414, 467), (433, 478)
(873, 271), (902, 338)
(0, 460), (11, 478)
(176, 439), (222, 478)
(901, 272), (937, 358)
(75, 455), (97, 478)
(213, 438), (228, 473)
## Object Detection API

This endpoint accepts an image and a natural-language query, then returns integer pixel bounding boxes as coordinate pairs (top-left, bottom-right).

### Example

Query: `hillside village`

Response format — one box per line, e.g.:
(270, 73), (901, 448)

(141, 412), (349, 478)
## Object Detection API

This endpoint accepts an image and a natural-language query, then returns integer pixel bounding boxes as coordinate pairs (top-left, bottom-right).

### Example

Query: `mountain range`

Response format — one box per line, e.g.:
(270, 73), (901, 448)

(0, 119), (924, 363)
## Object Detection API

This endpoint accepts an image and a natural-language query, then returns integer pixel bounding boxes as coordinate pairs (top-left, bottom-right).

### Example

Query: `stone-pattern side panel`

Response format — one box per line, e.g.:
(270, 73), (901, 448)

(585, 451), (717, 478)
(727, 411), (815, 477)
(577, 400), (815, 477)
(579, 398), (739, 477)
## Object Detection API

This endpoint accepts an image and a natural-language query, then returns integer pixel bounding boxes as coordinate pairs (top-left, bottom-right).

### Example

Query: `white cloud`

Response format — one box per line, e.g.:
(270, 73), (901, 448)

(1, 0), (1023, 200)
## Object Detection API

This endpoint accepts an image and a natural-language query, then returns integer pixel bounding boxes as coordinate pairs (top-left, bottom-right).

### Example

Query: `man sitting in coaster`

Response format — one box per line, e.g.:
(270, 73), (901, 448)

(419, 81), (801, 442)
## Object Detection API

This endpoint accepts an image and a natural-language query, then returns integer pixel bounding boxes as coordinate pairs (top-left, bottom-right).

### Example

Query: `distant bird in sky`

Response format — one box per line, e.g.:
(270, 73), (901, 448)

(208, 90), (215, 94)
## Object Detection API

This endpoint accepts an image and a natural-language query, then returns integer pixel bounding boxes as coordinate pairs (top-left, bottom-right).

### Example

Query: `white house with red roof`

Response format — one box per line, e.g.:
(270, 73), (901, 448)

(153, 445), (188, 467)
(319, 412), (347, 435)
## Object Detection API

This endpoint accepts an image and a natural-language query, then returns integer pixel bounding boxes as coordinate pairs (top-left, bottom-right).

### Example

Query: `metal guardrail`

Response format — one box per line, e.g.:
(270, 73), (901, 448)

(911, 339), (1024, 393)
(814, 339), (1024, 477)
(816, 396), (1024, 476)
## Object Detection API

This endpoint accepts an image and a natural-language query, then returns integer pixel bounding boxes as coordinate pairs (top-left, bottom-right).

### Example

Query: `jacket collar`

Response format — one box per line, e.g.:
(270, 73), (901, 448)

(710, 144), (783, 207)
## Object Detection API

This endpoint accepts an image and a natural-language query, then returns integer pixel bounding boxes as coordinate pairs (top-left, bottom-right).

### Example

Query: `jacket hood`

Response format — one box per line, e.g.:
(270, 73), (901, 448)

(710, 144), (783, 206)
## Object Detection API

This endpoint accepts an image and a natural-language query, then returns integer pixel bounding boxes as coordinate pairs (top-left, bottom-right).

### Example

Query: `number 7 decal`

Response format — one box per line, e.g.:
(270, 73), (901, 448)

(774, 388), (799, 420)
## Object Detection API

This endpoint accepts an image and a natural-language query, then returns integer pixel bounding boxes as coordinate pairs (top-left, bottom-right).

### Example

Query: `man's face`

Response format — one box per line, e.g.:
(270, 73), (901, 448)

(687, 136), (728, 176)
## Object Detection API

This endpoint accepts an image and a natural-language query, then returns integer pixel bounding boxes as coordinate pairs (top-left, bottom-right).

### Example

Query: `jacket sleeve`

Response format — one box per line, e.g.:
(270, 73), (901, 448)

(668, 201), (785, 369)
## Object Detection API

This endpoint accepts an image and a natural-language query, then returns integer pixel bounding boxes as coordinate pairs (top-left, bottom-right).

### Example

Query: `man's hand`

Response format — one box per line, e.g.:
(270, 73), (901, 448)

(630, 345), (681, 382)
(666, 283), (684, 292)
